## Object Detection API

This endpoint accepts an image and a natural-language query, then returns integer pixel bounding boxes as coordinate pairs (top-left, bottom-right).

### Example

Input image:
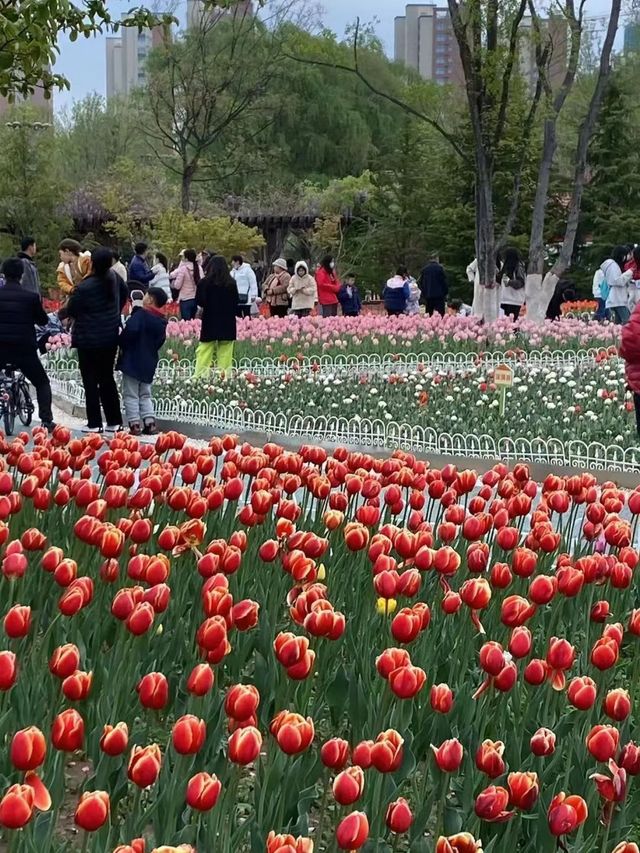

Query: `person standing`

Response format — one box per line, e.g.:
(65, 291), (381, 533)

(194, 256), (239, 377)
(231, 255), (258, 319)
(171, 249), (203, 321)
(287, 261), (317, 318)
(620, 301), (640, 436)
(263, 259), (290, 318)
(150, 252), (172, 300)
(419, 254), (448, 316)
(499, 248), (526, 320)
(625, 245), (640, 310)
(0, 257), (54, 430)
(128, 242), (155, 290)
(17, 237), (41, 296)
(337, 273), (362, 317)
(315, 256), (341, 317)
(383, 267), (410, 316)
(117, 287), (168, 435)
(603, 245), (634, 325)
(57, 239), (84, 294)
(64, 246), (129, 433)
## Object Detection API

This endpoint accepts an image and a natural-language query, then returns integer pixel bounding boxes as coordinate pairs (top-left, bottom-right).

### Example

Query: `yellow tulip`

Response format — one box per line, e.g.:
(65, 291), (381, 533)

(377, 597), (397, 616)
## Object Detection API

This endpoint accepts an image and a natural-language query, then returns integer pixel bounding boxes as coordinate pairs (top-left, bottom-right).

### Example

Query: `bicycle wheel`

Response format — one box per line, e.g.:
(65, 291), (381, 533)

(16, 380), (33, 426)
(2, 398), (15, 435)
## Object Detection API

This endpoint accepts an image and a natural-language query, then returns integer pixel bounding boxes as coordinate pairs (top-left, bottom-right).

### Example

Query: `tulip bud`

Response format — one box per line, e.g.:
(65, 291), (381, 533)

(320, 738), (350, 770)
(370, 729), (404, 773)
(4, 605), (31, 638)
(0, 650), (17, 690)
(586, 725), (620, 762)
(567, 676), (597, 711)
(475, 740), (505, 779)
(507, 771), (539, 810)
(186, 664), (214, 697)
(172, 715), (206, 755)
(186, 771), (221, 811)
(430, 683), (454, 714)
(431, 738), (463, 772)
(137, 673), (169, 711)
(75, 791), (110, 831)
(333, 766), (365, 806)
(619, 742), (640, 775)
(62, 670), (93, 701)
(388, 664), (426, 699)
(100, 722), (129, 756)
(270, 711), (314, 755)
(604, 688), (632, 722)
(530, 727), (556, 757)
(508, 626), (532, 659)
(127, 744), (162, 788)
(52, 709), (84, 751)
(474, 785), (511, 821)
(335, 811), (369, 850)
(10, 726), (46, 771)
(386, 797), (413, 834)
(0, 783), (34, 829)
(523, 658), (548, 686)
(228, 726), (262, 764)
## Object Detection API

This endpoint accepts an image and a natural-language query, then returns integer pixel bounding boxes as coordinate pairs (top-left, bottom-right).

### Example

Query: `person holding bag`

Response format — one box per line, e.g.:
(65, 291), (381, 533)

(287, 261), (317, 317)
(231, 255), (258, 319)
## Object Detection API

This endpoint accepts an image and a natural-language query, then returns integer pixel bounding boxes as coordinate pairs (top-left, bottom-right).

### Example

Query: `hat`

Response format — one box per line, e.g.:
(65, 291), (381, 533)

(273, 258), (287, 270)
(130, 289), (144, 308)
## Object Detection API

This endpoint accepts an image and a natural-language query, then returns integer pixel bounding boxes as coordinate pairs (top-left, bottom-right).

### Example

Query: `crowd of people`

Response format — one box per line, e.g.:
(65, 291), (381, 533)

(0, 233), (631, 437)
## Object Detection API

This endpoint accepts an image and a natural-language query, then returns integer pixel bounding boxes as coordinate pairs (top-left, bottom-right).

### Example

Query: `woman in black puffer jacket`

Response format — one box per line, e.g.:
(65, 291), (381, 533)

(64, 246), (129, 432)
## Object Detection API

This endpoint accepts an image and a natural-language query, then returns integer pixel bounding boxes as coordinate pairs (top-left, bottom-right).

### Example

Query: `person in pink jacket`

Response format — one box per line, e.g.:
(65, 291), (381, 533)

(315, 255), (341, 317)
(170, 249), (203, 320)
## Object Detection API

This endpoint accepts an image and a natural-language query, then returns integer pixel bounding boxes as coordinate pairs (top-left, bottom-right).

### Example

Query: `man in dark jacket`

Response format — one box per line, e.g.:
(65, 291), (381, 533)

(0, 257), (53, 429)
(128, 241), (155, 290)
(18, 236), (41, 296)
(418, 253), (448, 316)
(118, 287), (168, 435)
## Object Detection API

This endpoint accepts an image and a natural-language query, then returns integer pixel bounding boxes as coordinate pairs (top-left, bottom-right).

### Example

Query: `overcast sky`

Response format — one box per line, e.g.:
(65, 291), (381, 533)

(53, 0), (622, 113)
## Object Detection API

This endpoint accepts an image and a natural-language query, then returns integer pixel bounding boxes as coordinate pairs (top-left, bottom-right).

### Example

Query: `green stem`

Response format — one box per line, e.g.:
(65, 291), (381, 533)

(80, 830), (90, 853)
(600, 819), (611, 853)
(314, 772), (330, 851)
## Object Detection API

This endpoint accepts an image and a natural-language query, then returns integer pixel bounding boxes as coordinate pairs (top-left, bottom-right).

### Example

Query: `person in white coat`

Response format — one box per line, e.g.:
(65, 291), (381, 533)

(149, 253), (173, 300)
(231, 255), (258, 319)
(603, 245), (634, 325)
(500, 248), (526, 320)
(287, 261), (317, 317)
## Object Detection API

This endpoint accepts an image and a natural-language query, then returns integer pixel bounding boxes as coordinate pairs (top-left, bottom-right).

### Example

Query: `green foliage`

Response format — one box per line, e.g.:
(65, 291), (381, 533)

(152, 210), (265, 260)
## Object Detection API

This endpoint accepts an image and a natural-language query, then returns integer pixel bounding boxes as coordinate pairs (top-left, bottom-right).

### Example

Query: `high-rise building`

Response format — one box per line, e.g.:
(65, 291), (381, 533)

(186, 0), (254, 31)
(106, 20), (169, 99)
(394, 3), (567, 91)
(0, 69), (54, 119)
(394, 4), (463, 85)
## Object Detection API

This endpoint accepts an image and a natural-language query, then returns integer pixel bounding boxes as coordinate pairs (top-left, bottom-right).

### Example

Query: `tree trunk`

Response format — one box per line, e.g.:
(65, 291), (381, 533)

(525, 271), (557, 324)
(181, 162), (196, 213)
(473, 149), (500, 322)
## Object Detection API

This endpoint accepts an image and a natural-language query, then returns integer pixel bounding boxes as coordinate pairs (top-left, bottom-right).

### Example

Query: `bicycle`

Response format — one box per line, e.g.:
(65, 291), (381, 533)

(0, 367), (34, 435)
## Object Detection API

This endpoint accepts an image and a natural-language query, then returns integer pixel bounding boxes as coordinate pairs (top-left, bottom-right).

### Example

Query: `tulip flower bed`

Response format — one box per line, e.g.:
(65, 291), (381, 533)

(2, 427), (640, 853)
(154, 358), (638, 451)
(44, 315), (620, 363)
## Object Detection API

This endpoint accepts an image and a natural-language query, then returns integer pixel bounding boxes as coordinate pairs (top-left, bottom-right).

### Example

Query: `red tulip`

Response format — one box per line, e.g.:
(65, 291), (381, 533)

(390, 608), (422, 644)
(127, 744), (162, 788)
(435, 833), (483, 853)
(567, 676), (597, 711)
(270, 712), (314, 755)
(186, 772), (221, 811)
(586, 725), (620, 762)
(610, 844), (640, 853)
(591, 759), (627, 803)
(320, 738), (350, 770)
(75, 791), (110, 831)
(386, 797), (413, 833)
(479, 641), (505, 677)
(475, 739), (505, 778)
(62, 670), (93, 701)
(11, 726), (46, 771)
(388, 664), (426, 699)
(619, 742), (640, 775)
(100, 722), (129, 756)
(507, 771), (539, 810)
(137, 673), (169, 711)
(126, 602), (155, 636)
(4, 605), (31, 638)
(430, 683), (454, 713)
(376, 647), (411, 679)
(523, 658), (548, 686)
(0, 783), (34, 829)
(591, 636), (619, 670)
(333, 766), (365, 805)
(474, 785), (512, 822)
(225, 684), (260, 722)
(336, 811), (369, 849)
(547, 792), (588, 836)
(546, 637), (575, 690)
(431, 738), (463, 772)
(0, 650), (17, 690)
(508, 626), (532, 659)
(530, 726), (556, 757)
(52, 709), (84, 751)
(501, 595), (536, 627)
(172, 715), (206, 755)
(186, 664), (214, 696)
(604, 688), (632, 722)
(370, 729), (403, 773)
(528, 574), (557, 605)
(459, 577), (491, 610)
(228, 726), (262, 764)
(232, 599), (260, 631)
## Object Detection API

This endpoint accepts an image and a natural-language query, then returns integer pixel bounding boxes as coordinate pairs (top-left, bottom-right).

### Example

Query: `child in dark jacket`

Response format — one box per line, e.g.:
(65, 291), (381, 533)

(337, 273), (362, 317)
(383, 267), (410, 316)
(118, 286), (168, 435)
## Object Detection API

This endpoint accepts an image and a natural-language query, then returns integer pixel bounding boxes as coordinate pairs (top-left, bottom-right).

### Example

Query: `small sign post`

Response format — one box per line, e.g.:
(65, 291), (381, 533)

(494, 364), (513, 417)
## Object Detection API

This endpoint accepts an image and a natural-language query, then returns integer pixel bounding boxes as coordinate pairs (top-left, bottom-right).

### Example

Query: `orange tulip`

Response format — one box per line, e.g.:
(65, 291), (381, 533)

(507, 771), (539, 810)
(266, 831), (314, 853)
(388, 664), (426, 699)
(11, 726), (46, 772)
(75, 790), (110, 831)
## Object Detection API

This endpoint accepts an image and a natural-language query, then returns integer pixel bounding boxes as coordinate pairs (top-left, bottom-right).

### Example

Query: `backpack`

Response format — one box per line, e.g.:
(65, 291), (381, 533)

(507, 262), (525, 291)
(593, 267), (609, 302)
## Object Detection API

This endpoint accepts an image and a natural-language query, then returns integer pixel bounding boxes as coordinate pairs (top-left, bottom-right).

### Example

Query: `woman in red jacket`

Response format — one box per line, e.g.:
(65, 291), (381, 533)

(620, 302), (640, 435)
(315, 256), (341, 317)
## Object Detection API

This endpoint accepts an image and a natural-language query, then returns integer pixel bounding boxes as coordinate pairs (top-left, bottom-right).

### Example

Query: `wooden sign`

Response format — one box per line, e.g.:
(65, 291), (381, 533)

(494, 364), (514, 387)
